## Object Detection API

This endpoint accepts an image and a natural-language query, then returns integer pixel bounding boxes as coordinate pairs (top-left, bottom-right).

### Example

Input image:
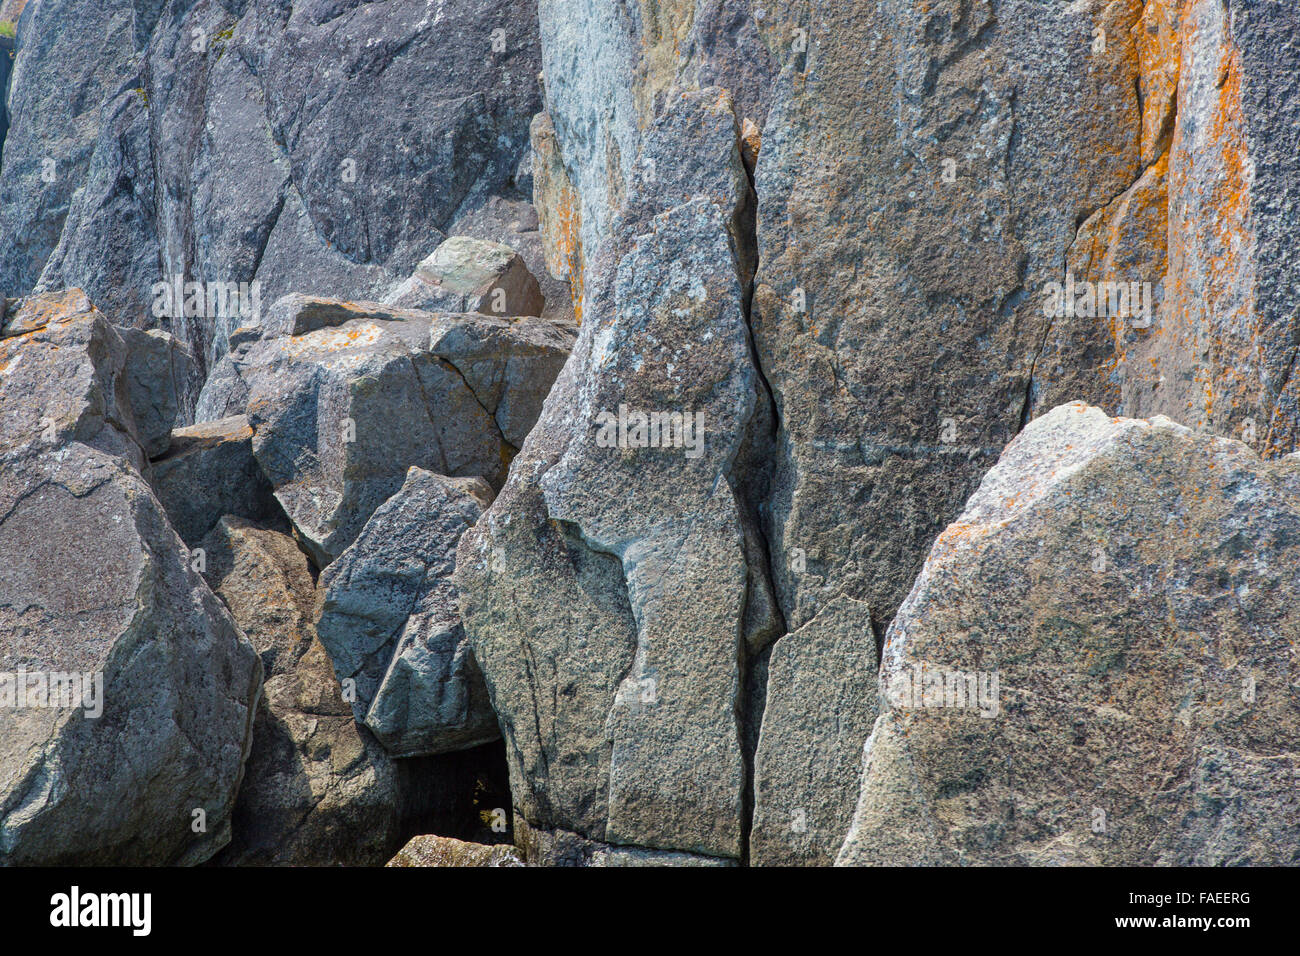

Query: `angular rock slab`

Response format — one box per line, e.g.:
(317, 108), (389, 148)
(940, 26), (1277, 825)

(457, 89), (773, 860)
(208, 301), (568, 566)
(0, 290), (188, 463)
(751, 592), (878, 866)
(150, 415), (276, 546)
(0, 447), (260, 864)
(385, 236), (544, 318)
(200, 517), (424, 866)
(318, 468), (498, 758)
(387, 834), (523, 868)
(428, 314), (573, 448)
(838, 403), (1300, 866)
(0, 288), (260, 864)
(241, 310), (505, 566)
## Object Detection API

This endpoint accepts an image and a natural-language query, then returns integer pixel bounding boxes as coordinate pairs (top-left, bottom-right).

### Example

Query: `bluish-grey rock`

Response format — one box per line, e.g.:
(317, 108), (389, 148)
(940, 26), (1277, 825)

(318, 468), (498, 758)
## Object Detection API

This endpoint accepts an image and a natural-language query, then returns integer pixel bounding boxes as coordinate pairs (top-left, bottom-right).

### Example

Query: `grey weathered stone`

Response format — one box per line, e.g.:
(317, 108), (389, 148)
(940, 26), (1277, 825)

(449, 193), (576, 325)
(35, 82), (162, 336)
(750, 592), (878, 866)
(428, 314), (574, 448)
(457, 88), (774, 860)
(838, 403), (1300, 866)
(150, 416), (276, 546)
(257, 294), (431, 341)
(0, 290), (183, 466)
(751, 0), (1157, 637)
(0, 292), (261, 865)
(384, 237), (544, 319)
(2, 0), (551, 400)
(223, 301), (568, 566)
(118, 327), (194, 457)
(528, 111), (581, 299)
(318, 468), (498, 758)
(200, 517), (419, 866)
(0, 0), (140, 297)
(241, 311), (505, 566)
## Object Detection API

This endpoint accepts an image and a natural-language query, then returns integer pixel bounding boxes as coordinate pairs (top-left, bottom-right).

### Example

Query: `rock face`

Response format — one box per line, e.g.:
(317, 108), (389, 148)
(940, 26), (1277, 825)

(457, 86), (776, 862)
(0, 293), (261, 865)
(1034, 0), (1300, 459)
(838, 403), (1300, 866)
(3, 0), (1300, 871)
(318, 468), (499, 758)
(0, 0), (141, 299)
(428, 314), (573, 448)
(2, 0), (552, 392)
(385, 237), (545, 318)
(750, 593), (879, 866)
(208, 301), (569, 567)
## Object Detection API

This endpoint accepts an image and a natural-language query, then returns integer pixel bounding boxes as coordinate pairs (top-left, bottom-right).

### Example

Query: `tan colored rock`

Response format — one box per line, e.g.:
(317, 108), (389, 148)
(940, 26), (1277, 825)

(838, 403), (1300, 866)
(202, 517), (426, 866)
(529, 112), (582, 303)
(387, 834), (523, 867)
(385, 237), (543, 318)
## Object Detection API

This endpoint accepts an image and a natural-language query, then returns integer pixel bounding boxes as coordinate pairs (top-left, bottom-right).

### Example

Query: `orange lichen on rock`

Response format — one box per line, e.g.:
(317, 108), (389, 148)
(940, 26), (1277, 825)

(1134, 0), (1185, 164)
(529, 111), (584, 324)
(1164, 0), (1256, 442)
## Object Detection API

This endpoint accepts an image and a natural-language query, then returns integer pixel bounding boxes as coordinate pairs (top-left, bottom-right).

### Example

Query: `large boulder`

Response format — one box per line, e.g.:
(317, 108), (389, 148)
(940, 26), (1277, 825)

(0, 293), (261, 865)
(428, 314), (573, 448)
(318, 468), (499, 758)
(238, 309), (505, 566)
(200, 517), (425, 866)
(0, 290), (189, 463)
(198, 300), (569, 567)
(838, 403), (1300, 866)
(384, 237), (544, 318)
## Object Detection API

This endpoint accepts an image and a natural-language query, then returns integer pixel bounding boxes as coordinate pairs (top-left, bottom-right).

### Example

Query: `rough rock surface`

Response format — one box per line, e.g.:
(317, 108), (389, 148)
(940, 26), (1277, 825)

(150, 415), (277, 546)
(0, 293), (261, 865)
(3, 0), (1300, 871)
(201, 517), (420, 866)
(0, 291), (191, 463)
(1034, 0), (1300, 459)
(318, 468), (499, 758)
(838, 403), (1300, 866)
(3, 0), (552, 391)
(457, 88), (776, 861)
(428, 314), (573, 448)
(750, 592), (879, 866)
(0, 0), (141, 299)
(200, 300), (570, 567)
(236, 310), (508, 566)
(387, 833), (523, 868)
(385, 237), (544, 318)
